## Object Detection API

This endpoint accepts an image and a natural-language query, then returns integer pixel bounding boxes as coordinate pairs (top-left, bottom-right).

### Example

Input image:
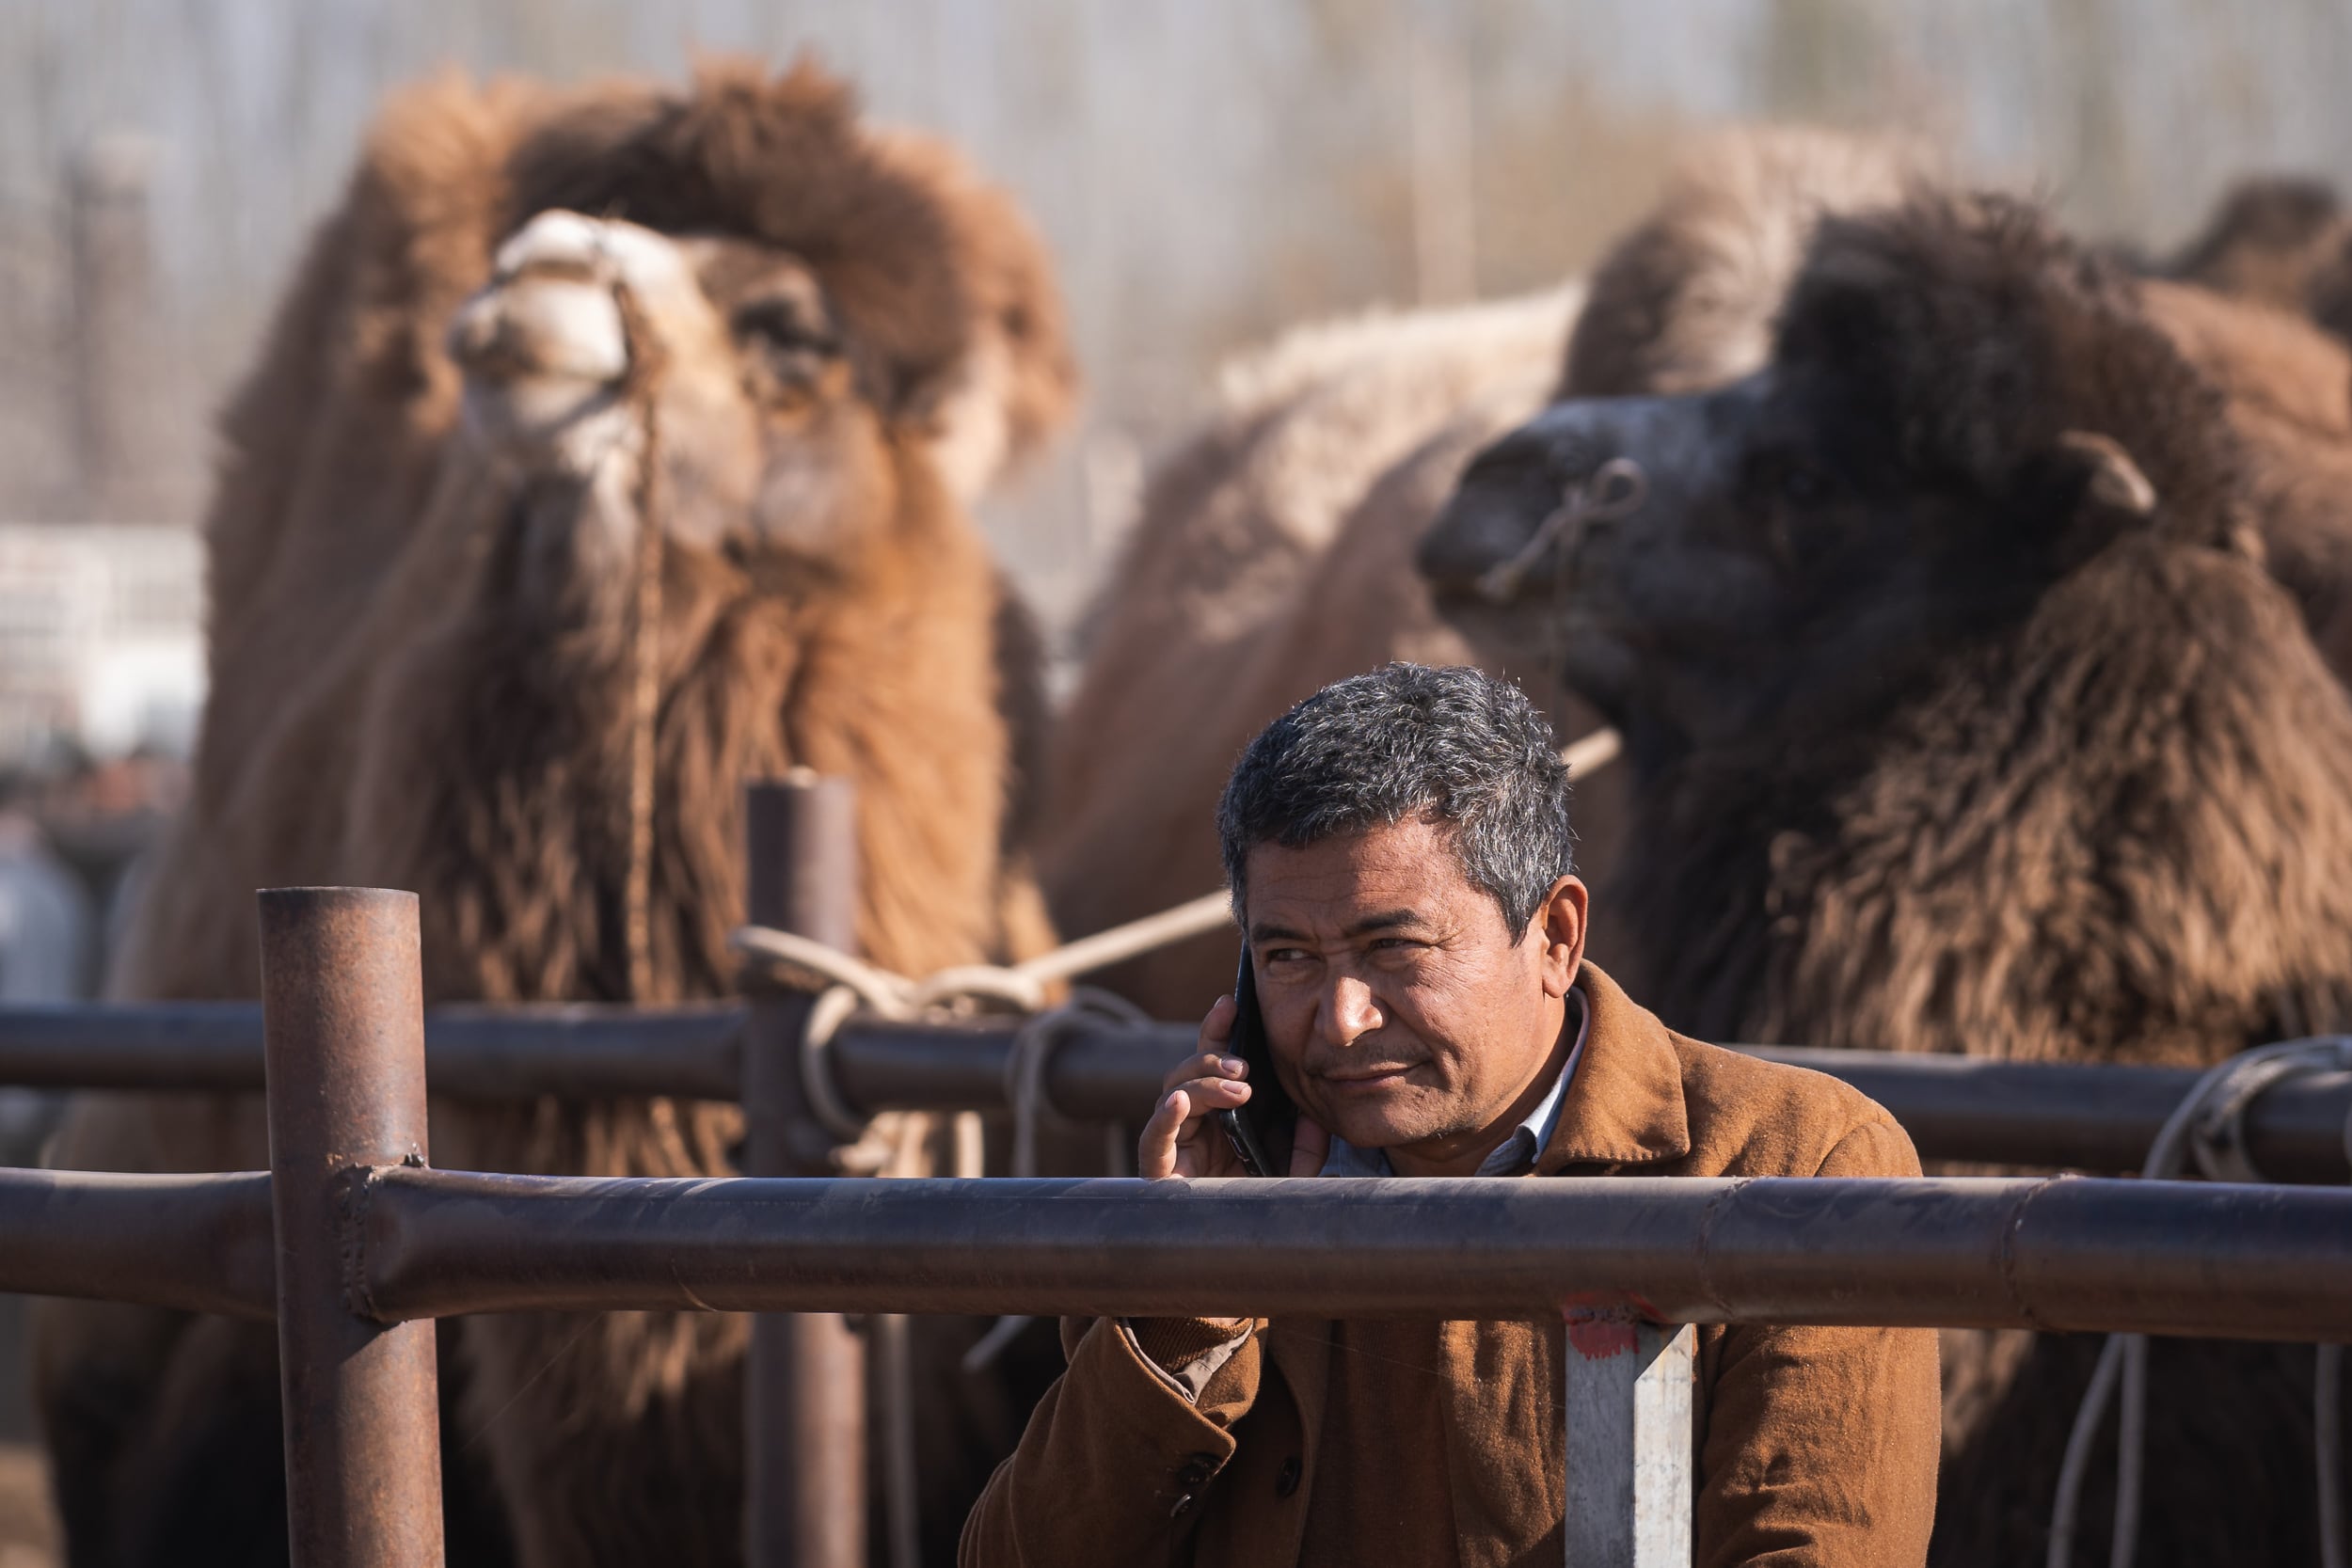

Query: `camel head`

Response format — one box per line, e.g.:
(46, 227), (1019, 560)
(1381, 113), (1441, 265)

(1422, 194), (2249, 759)
(447, 208), (904, 581)
(422, 61), (1075, 625)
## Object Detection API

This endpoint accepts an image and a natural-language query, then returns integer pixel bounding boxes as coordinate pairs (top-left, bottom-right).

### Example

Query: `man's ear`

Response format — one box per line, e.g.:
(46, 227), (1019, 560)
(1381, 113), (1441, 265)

(1536, 875), (1590, 999)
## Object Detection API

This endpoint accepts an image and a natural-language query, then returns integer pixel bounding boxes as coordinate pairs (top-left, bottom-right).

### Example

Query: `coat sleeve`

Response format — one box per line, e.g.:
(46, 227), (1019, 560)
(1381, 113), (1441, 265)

(1692, 1115), (1944, 1568)
(959, 1316), (1265, 1568)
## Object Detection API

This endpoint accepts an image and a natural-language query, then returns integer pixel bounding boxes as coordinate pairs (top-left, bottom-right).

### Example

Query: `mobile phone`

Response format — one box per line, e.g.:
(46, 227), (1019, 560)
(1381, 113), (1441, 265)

(1216, 947), (1297, 1177)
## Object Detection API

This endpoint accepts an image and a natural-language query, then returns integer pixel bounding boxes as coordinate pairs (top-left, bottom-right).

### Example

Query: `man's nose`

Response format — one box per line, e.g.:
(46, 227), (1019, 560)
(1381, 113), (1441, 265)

(1320, 974), (1384, 1043)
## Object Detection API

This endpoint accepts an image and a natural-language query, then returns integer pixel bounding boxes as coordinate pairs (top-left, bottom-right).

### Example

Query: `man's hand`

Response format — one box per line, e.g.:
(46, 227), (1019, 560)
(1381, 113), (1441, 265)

(1138, 995), (1330, 1180)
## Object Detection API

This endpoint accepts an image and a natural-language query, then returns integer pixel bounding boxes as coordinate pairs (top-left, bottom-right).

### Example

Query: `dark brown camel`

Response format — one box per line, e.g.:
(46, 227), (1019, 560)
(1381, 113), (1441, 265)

(1422, 192), (2352, 1566)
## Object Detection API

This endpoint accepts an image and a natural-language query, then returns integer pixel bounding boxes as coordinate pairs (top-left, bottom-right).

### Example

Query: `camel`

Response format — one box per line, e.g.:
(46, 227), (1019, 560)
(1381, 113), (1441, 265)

(1422, 190), (2352, 1567)
(2146, 171), (2352, 354)
(35, 61), (1075, 1568)
(1040, 127), (1928, 1021)
(2153, 175), (2347, 319)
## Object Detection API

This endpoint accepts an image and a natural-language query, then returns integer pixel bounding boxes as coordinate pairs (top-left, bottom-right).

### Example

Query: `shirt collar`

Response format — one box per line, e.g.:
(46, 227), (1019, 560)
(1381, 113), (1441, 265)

(1534, 959), (1692, 1172)
(1317, 986), (1591, 1178)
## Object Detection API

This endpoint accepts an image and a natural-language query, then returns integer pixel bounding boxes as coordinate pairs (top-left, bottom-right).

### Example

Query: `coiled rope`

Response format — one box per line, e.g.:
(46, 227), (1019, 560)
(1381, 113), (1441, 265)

(2047, 1037), (2352, 1568)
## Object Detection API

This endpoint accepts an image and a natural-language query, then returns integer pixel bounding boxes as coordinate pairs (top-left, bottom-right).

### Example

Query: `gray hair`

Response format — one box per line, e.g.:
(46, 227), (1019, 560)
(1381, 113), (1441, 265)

(1216, 664), (1574, 932)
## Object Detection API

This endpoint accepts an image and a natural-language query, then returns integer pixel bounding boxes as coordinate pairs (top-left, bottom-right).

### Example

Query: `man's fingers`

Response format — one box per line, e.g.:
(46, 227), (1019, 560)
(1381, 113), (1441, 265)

(1173, 1075), (1250, 1109)
(1160, 1047), (1249, 1098)
(1138, 1088), (1190, 1180)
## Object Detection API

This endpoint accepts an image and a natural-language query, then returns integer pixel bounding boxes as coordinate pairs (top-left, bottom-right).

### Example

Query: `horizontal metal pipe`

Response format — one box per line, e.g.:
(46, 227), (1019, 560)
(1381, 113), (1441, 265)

(424, 1002), (741, 1100)
(0, 1001), (743, 1101)
(0, 1001), (275, 1091)
(355, 1168), (2352, 1341)
(0, 1166), (276, 1318)
(1743, 1046), (2352, 1180)
(3, 1004), (2344, 1180)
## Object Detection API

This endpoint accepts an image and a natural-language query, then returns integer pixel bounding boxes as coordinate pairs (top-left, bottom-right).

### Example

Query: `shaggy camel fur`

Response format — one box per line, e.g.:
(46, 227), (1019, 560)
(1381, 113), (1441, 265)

(1427, 193), (2352, 1567)
(2137, 277), (2352, 678)
(1041, 127), (1926, 1021)
(1561, 125), (1932, 400)
(38, 61), (1073, 1568)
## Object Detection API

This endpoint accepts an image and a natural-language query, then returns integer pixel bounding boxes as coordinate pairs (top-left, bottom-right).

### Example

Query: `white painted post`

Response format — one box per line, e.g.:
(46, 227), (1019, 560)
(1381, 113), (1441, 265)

(1564, 1317), (1696, 1566)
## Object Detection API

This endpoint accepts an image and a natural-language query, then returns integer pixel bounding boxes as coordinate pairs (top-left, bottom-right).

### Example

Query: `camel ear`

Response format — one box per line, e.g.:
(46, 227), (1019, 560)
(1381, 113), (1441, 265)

(2055, 430), (2158, 516)
(866, 128), (1077, 501)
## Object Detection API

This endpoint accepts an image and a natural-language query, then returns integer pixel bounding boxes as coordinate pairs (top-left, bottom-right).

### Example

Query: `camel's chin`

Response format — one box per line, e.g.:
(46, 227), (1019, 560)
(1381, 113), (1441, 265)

(1427, 591), (1557, 675)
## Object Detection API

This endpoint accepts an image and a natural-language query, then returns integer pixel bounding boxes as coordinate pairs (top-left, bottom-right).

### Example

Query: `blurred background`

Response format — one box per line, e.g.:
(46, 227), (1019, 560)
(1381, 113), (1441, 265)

(0, 0), (2349, 1546)
(0, 0), (2346, 1042)
(0, 0), (2343, 1033)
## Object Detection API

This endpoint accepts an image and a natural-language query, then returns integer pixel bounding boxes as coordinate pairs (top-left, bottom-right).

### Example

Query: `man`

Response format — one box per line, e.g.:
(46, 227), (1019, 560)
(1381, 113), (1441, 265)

(963, 664), (1939, 1567)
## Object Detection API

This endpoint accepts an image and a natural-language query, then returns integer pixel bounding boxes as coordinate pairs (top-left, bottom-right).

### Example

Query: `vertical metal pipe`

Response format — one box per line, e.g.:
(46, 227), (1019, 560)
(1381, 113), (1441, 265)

(1563, 1317), (1694, 1567)
(742, 776), (866, 1568)
(261, 887), (444, 1568)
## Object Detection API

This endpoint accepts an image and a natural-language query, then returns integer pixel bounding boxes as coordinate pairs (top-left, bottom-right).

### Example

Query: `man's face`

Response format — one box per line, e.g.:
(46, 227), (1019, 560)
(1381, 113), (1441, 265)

(1243, 816), (1583, 1169)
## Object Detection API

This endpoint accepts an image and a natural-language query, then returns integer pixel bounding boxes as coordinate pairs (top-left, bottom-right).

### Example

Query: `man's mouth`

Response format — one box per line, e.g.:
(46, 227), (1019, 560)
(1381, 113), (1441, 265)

(1319, 1064), (1421, 1088)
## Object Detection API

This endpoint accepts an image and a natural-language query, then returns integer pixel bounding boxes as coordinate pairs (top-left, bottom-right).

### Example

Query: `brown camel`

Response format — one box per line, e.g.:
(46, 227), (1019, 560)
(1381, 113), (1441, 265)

(1423, 191), (2352, 1567)
(1041, 126), (1928, 1021)
(2153, 175), (2348, 318)
(36, 61), (1075, 1568)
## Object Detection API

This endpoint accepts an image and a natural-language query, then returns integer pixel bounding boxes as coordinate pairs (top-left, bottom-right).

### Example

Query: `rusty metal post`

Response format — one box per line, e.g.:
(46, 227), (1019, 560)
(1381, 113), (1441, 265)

(742, 776), (865, 1568)
(261, 887), (444, 1568)
(1563, 1317), (1694, 1566)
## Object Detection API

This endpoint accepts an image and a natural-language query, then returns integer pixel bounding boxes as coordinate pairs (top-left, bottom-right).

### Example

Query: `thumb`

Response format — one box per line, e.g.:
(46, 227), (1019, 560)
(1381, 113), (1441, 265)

(1286, 1115), (1330, 1178)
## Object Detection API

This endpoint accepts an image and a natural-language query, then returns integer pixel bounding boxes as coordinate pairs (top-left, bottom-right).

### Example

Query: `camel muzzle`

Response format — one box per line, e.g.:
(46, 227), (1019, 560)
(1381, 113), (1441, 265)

(1422, 399), (1665, 606)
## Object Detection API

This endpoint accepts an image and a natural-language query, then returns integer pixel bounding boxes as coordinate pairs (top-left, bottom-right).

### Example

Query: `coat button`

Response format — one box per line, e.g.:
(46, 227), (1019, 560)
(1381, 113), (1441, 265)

(1176, 1451), (1218, 1488)
(1275, 1456), (1302, 1498)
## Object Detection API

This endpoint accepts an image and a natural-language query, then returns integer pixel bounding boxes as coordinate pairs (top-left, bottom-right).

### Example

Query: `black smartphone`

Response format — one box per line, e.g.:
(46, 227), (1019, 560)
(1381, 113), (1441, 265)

(1216, 947), (1296, 1176)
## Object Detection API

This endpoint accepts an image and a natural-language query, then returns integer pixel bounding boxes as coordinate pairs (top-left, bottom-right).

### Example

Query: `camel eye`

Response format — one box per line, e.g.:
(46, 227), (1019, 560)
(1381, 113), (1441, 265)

(732, 299), (829, 351)
(730, 297), (840, 400)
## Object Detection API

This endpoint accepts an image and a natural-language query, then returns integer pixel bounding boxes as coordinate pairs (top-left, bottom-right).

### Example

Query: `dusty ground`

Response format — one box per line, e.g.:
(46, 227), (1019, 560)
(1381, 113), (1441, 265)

(0, 1446), (56, 1568)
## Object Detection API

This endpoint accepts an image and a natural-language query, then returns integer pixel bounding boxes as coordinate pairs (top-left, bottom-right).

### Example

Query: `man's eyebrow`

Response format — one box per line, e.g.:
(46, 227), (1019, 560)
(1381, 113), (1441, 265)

(1342, 908), (1429, 939)
(1247, 909), (1434, 944)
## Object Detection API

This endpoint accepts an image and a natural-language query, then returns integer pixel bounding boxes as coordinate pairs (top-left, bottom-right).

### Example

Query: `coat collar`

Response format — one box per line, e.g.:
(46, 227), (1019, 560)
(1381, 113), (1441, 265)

(1534, 961), (1692, 1171)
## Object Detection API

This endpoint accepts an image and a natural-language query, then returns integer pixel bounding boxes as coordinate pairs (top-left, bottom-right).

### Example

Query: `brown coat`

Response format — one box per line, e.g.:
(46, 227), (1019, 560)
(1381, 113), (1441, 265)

(961, 963), (1941, 1567)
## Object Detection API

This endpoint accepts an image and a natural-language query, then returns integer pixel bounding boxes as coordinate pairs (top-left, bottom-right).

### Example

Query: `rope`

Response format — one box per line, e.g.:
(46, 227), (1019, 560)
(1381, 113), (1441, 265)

(959, 987), (1153, 1376)
(2048, 1036), (2352, 1568)
(608, 272), (669, 1006)
(1561, 725), (1622, 780)
(793, 986), (871, 1145)
(1013, 892), (1233, 989)
(1004, 986), (1152, 1179)
(1475, 455), (1648, 604)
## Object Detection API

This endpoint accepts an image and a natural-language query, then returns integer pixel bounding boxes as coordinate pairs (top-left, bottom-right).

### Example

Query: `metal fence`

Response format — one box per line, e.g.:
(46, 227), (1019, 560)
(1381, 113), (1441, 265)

(2, 777), (2351, 1565)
